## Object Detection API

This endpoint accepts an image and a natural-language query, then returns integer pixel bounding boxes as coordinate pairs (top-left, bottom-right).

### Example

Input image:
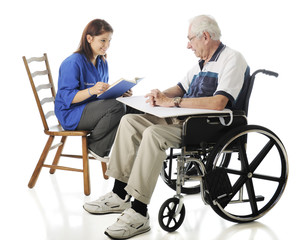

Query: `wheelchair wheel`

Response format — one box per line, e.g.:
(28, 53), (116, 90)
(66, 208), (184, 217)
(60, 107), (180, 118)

(160, 158), (201, 194)
(158, 197), (185, 232)
(205, 125), (288, 223)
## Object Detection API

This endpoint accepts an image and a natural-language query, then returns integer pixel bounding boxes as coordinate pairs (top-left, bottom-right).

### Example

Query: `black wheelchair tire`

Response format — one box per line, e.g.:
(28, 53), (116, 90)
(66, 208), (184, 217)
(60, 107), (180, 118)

(158, 197), (186, 232)
(205, 125), (288, 223)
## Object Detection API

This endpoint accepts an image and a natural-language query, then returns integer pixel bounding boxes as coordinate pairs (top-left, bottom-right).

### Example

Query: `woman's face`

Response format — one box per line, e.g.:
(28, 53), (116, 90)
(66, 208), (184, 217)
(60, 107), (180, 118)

(87, 31), (113, 58)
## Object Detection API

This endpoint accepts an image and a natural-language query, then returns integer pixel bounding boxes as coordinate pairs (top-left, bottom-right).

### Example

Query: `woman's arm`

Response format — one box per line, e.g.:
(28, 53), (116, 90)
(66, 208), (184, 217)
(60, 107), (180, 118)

(72, 82), (110, 103)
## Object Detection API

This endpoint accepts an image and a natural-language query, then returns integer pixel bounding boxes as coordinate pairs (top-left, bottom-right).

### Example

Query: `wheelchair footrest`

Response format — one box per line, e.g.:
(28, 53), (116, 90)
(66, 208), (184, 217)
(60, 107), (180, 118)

(184, 175), (203, 181)
(230, 195), (265, 204)
(204, 168), (233, 208)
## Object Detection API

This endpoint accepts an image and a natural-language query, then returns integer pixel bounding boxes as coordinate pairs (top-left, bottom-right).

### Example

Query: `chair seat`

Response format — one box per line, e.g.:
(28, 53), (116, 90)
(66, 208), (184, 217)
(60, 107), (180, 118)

(45, 125), (90, 136)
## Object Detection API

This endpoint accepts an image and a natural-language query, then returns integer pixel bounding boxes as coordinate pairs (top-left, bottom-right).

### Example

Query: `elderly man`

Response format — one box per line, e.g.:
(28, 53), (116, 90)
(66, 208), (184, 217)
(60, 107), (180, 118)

(84, 14), (249, 239)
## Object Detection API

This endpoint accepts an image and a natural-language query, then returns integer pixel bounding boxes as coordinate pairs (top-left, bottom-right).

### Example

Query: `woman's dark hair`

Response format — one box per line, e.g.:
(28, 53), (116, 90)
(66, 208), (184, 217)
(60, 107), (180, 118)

(75, 19), (113, 61)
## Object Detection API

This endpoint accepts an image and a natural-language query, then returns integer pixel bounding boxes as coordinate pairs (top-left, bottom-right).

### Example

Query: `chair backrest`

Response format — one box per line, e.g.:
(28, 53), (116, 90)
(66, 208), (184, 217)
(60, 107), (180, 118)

(23, 53), (59, 131)
(234, 68), (278, 116)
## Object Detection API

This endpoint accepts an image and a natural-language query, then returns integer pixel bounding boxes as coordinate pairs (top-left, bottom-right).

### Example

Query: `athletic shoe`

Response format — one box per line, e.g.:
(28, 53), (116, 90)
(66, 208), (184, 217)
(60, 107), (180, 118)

(88, 149), (109, 163)
(83, 192), (131, 214)
(105, 208), (150, 239)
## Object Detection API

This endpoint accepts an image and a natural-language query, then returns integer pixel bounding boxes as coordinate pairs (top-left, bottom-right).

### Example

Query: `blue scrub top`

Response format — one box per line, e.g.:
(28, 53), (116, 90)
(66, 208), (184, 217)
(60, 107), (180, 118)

(55, 53), (109, 130)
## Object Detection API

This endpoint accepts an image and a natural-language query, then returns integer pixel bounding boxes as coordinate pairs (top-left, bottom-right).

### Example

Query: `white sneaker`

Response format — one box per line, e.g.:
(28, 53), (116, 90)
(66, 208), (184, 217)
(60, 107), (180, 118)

(83, 192), (131, 214)
(105, 208), (150, 239)
(88, 149), (110, 163)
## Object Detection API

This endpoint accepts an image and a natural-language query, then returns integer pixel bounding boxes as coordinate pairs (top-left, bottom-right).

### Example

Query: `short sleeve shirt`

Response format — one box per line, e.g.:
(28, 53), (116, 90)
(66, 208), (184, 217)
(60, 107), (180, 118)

(178, 43), (249, 109)
(54, 53), (109, 130)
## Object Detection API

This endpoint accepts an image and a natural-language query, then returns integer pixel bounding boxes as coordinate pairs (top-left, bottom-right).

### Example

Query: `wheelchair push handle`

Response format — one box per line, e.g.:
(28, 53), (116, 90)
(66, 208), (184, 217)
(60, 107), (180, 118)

(262, 69), (279, 77)
(253, 69), (279, 78)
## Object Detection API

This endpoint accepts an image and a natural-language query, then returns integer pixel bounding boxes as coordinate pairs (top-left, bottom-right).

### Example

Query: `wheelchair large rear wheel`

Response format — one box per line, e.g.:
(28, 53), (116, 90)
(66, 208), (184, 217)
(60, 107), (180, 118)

(205, 125), (288, 223)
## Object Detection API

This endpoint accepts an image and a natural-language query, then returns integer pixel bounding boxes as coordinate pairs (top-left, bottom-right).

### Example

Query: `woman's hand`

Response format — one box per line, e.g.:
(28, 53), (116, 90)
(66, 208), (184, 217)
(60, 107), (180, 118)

(122, 89), (133, 97)
(90, 82), (110, 96)
(72, 82), (110, 104)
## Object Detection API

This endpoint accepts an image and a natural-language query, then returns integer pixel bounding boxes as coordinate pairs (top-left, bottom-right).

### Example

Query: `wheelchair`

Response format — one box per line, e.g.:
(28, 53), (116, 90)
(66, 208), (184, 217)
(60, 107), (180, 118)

(158, 69), (288, 232)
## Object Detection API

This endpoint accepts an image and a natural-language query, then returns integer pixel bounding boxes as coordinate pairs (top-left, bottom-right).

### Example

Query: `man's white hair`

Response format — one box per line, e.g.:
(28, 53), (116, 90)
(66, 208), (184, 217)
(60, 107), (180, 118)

(189, 15), (221, 40)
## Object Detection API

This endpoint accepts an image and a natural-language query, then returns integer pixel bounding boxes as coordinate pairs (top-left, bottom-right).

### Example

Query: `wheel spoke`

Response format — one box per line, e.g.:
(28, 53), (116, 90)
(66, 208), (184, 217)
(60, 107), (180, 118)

(167, 205), (171, 212)
(220, 153), (231, 168)
(237, 138), (250, 172)
(230, 175), (248, 200)
(166, 203), (178, 227)
(225, 167), (245, 176)
(245, 179), (258, 214)
(226, 139), (250, 200)
(166, 216), (173, 227)
(252, 172), (284, 183)
(249, 139), (274, 172)
(169, 203), (177, 215)
(232, 138), (259, 213)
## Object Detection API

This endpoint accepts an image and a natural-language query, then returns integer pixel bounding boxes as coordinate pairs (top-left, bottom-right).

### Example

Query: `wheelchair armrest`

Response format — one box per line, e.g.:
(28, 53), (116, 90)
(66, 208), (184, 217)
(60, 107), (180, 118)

(181, 111), (247, 150)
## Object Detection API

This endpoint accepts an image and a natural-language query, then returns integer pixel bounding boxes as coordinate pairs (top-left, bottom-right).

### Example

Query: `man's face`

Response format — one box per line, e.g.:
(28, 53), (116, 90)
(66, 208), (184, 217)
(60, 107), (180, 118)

(187, 25), (206, 59)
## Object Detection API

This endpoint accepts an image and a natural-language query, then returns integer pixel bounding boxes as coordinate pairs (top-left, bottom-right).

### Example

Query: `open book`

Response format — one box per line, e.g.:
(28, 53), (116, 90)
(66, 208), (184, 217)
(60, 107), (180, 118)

(97, 77), (143, 100)
(117, 96), (232, 118)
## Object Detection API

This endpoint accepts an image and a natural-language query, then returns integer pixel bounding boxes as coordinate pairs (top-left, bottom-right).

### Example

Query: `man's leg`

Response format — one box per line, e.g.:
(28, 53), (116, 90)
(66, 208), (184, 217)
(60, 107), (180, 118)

(125, 123), (182, 204)
(83, 114), (167, 215)
(104, 122), (183, 239)
(106, 114), (168, 183)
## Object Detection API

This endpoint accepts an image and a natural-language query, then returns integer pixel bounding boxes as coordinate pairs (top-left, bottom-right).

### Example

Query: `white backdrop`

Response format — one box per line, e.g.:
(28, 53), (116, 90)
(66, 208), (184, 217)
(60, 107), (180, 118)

(0, 0), (299, 238)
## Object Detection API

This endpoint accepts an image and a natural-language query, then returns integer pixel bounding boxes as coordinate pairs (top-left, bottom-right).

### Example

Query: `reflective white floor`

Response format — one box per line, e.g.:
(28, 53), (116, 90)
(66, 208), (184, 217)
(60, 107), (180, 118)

(1, 134), (298, 240)
(1, 1), (299, 239)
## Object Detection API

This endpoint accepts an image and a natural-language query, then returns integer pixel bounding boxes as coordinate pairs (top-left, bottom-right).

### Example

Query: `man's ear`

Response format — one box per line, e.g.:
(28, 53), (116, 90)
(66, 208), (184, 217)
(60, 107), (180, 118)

(86, 34), (93, 43)
(203, 31), (211, 40)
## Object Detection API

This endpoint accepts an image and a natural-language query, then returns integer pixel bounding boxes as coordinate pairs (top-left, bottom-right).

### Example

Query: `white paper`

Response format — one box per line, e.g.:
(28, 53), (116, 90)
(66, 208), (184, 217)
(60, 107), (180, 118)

(117, 96), (232, 118)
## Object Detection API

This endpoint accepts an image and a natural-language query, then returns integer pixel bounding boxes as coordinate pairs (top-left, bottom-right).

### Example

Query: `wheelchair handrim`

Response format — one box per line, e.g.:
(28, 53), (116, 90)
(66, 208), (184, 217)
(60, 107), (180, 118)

(211, 126), (289, 222)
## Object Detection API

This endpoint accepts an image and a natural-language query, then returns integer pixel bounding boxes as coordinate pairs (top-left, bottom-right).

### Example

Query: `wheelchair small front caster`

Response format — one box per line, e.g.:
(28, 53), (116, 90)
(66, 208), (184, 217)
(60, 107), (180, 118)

(158, 197), (185, 232)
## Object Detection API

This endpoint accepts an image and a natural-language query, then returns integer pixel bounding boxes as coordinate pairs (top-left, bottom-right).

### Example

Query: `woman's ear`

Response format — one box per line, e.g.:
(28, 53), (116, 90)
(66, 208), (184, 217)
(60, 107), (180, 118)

(86, 34), (93, 43)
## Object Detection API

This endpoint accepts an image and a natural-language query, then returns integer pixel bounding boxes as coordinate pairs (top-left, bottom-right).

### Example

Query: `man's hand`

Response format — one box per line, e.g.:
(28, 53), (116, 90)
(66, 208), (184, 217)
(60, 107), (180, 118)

(145, 89), (173, 107)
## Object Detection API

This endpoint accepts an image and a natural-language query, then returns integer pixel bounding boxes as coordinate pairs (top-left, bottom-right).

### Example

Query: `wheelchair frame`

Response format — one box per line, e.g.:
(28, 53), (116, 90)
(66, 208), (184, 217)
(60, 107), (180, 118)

(158, 70), (289, 232)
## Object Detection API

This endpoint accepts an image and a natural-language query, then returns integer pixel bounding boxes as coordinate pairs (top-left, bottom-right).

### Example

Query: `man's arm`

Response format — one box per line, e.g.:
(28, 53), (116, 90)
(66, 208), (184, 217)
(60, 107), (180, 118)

(146, 88), (228, 110)
(162, 85), (184, 98)
(145, 85), (184, 106)
(179, 94), (228, 110)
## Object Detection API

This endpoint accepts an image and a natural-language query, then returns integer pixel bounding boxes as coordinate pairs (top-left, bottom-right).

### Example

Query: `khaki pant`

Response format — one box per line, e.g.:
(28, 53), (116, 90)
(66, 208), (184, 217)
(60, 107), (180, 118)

(106, 114), (183, 204)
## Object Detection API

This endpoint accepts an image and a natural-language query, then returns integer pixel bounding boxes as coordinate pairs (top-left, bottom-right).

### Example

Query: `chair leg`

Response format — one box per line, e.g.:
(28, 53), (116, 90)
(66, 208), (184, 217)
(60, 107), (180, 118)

(50, 136), (67, 174)
(28, 136), (55, 188)
(101, 162), (109, 180)
(82, 136), (91, 196)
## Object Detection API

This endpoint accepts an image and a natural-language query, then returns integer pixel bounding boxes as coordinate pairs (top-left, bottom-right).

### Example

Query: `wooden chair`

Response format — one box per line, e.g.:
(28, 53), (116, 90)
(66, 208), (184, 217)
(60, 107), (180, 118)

(23, 53), (108, 196)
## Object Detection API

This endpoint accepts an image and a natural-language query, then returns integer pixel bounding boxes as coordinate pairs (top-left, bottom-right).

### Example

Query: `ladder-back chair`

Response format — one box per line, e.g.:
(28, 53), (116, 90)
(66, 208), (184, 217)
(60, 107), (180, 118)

(23, 53), (108, 196)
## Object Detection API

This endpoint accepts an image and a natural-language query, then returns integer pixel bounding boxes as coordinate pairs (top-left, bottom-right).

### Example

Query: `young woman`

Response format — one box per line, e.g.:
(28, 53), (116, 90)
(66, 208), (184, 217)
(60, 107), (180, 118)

(55, 19), (128, 162)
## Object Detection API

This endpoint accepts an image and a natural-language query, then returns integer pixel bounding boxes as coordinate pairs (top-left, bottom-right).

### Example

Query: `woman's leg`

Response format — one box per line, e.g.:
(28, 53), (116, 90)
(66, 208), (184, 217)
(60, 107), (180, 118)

(77, 99), (126, 157)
